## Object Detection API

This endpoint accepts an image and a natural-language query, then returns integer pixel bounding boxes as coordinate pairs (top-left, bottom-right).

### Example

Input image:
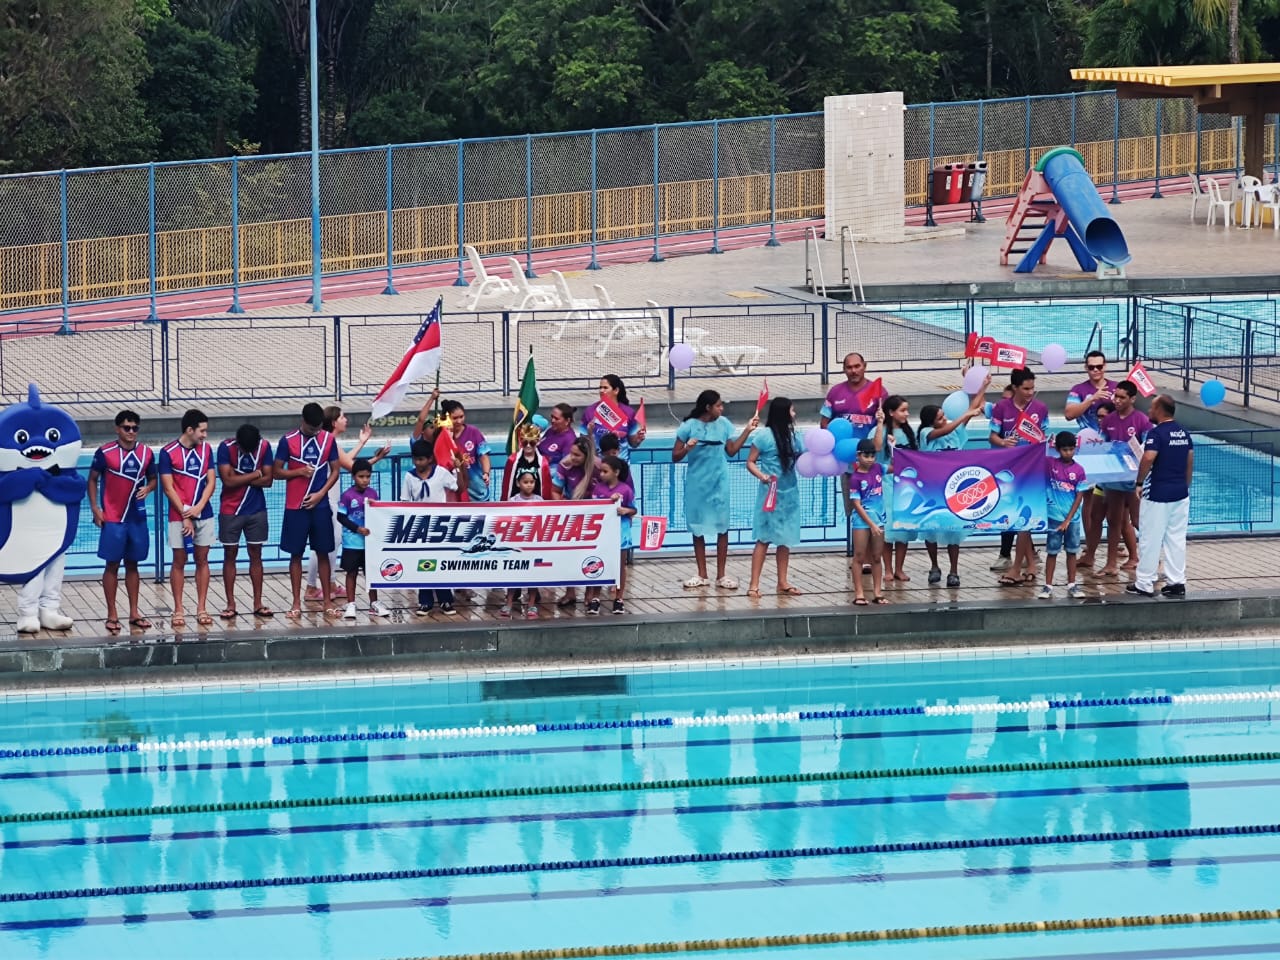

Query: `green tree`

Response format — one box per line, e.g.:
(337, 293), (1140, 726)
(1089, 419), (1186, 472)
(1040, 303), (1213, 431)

(0, 0), (156, 171)
(142, 19), (257, 159)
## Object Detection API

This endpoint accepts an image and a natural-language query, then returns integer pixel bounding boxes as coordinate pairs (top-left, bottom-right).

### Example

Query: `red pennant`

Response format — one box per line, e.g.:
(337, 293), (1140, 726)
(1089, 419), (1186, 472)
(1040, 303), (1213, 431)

(592, 395), (628, 436)
(967, 335), (1028, 369)
(756, 378), (770, 415)
(856, 377), (884, 414)
(638, 516), (668, 550)
(1014, 412), (1046, 444)
(1127, 362), (1157, 397)
(636, 398), (647, 431)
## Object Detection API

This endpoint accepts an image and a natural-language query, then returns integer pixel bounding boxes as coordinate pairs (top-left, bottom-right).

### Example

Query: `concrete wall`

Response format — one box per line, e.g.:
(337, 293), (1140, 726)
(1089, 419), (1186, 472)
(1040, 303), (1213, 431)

(824, 92), (906, 242)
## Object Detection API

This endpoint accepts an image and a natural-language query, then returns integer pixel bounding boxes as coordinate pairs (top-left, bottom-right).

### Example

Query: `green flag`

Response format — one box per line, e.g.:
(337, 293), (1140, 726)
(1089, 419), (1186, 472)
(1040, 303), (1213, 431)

(507, 350), (539, 453)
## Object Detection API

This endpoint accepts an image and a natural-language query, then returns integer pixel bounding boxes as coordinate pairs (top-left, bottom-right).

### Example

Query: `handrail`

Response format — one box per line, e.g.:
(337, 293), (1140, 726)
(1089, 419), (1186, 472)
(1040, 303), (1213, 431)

(1084, 320), (1103, 359)
(839, 226), (865, 304)
(806, 226), (827, 297)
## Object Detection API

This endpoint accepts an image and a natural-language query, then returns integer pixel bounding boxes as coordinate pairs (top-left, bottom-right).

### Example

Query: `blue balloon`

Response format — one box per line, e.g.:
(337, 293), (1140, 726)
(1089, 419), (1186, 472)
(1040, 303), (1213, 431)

(1200, 379), (1226, 407)
(833, 437), (860, 463)
(942, 390), (970, 422)
(531, 414), (550, 429)
(983, 401), (994, 419)
(827, 418), (854, 441)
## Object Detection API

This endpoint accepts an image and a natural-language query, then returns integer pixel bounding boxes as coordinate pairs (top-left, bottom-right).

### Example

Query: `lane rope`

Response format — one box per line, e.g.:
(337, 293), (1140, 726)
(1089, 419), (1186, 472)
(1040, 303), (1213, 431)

(3, 822), (1278, 904)
(389, 908), (1280, 960)
(1, 689), (1274, 761)
(2, 750), (1276, 826)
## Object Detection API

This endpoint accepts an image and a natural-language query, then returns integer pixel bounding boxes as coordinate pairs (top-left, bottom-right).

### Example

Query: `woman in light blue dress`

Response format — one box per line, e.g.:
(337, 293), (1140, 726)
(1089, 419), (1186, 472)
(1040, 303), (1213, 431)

(916, 381), (988, 588)
(745, 397), (804, 598)
(673, 390), (759, 590)
(877, 395), (918, 583)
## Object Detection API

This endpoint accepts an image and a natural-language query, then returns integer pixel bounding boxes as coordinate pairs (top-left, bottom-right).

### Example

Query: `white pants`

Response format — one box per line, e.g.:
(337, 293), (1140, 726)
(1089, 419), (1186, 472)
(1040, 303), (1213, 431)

(17, 555), (66, 618)
(1135, 496), (1188, 591)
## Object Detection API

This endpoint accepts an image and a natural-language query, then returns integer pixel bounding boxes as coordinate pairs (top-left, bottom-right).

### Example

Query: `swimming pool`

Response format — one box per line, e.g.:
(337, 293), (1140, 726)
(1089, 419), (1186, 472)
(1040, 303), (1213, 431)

(3, 637), (1279, 958)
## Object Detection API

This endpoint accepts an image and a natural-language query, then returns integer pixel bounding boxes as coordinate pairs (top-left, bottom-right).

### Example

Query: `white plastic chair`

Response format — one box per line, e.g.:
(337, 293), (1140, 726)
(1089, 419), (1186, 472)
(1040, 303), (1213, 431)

(594, 299), (662, 358)
(1187, 175), (1206, 222)
(1238, 174), (1263, 227)
(505, 257), (559, 314)
(1257, 183), (1280, 231)
(1205, 179), (1233, 228)
(462, 245), (517, 311)
(547, 270), (604, 340)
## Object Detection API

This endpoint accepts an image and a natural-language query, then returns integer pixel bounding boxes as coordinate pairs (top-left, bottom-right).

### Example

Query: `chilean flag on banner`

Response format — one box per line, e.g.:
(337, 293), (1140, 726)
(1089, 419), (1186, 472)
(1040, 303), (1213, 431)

(370, 299), (443, 421)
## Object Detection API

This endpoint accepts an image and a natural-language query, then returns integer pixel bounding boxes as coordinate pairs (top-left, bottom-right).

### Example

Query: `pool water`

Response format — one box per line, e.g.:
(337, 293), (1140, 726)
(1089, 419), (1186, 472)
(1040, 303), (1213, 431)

(2, 638), (1280, 958)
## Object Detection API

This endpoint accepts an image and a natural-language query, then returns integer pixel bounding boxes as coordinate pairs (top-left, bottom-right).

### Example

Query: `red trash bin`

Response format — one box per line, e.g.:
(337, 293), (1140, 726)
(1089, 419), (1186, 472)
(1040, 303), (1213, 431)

(945, 163), (965, 204)
(930, 166), (952, 206)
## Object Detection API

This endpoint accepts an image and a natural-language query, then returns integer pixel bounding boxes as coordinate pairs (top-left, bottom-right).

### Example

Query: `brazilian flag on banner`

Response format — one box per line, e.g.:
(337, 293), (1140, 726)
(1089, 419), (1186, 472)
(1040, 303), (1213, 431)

(507, 350), (539, 453)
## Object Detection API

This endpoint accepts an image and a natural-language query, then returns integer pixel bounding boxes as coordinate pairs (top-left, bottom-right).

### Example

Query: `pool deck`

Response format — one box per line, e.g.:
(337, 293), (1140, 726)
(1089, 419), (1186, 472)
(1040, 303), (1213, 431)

(1, 536), (1276, 684)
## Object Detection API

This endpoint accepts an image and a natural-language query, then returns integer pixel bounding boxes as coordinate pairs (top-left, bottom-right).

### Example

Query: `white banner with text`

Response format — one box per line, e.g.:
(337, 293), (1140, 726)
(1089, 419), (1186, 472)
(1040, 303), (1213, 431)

(366, 499), (622, 589)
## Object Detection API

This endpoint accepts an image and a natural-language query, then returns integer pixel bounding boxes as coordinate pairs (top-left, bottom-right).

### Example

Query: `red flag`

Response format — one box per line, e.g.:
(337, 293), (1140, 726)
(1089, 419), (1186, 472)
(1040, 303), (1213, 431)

(1127, 361), (1157, 397)
(636, 398), (647, 431)
(756, 378), (770, 415)
(433, 424), (469, 502)
(856, 377), (884, 414)
(638, 516), (668, 550)
(592, 395), (628, 436)
(1014, 411), (1045, 444)
(370, 301), (442, 420)
(967, 334), (1027, 369)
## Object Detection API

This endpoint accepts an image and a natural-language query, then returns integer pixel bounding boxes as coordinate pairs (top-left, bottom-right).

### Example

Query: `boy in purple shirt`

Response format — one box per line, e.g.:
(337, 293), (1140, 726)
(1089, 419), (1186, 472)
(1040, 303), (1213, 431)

(1098, 380), (1151, 576)
(1040, 432), (1088, 600)
(989, 367), (1049, 585)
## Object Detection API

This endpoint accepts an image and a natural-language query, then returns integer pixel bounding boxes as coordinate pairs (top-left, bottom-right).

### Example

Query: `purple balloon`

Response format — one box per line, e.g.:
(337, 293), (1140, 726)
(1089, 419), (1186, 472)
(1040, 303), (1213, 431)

(669, 343), (695, 371)
(804, 427), (835, 457)
(795, 452), (819, 478)
(814, 453), (843, 476)
(1041, 343), (1067, 373)
(962, 364), (988, 395)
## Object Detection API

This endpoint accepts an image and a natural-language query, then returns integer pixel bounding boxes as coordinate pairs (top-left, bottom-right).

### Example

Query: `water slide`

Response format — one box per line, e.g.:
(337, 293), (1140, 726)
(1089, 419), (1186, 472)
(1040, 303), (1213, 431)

(1037, 147), (1131, 267)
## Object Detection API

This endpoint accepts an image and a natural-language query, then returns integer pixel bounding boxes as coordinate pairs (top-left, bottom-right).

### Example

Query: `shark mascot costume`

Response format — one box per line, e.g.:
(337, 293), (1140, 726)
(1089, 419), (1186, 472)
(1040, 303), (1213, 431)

(0, 385), (86, 632)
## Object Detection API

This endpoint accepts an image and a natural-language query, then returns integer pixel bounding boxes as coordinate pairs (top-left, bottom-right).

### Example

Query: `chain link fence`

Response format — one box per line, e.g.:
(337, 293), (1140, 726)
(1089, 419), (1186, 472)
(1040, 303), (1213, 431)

(5, 94), (1280, 317)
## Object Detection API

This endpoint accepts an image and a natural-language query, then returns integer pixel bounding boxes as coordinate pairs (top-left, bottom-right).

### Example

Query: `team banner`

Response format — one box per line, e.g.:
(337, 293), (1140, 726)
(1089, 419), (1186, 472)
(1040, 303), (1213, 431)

(890, 445), (1048, 534)
(366, 500), (621, 589)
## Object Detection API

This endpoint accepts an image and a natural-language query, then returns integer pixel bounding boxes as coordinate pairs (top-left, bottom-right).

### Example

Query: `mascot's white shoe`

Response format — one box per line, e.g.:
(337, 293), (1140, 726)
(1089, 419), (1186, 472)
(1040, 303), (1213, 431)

(39, 608), (73, 631)
(16, 615), (40, 634)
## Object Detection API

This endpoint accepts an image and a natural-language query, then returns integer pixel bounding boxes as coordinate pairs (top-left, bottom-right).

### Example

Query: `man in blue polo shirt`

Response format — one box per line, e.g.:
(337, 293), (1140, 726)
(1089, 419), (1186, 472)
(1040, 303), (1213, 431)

(1127, 395), (1194, 599)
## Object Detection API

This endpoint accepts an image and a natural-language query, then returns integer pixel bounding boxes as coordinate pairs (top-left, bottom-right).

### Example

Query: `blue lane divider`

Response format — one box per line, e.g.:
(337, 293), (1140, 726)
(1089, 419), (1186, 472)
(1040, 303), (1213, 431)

(536, 718), (673, 732)
(0, 744), (137, 760)
(1048, 695), (1174, 709)
(798, 707), (926, 720)
(4, 821), (1276, 905)
(270, 731), (407, 746)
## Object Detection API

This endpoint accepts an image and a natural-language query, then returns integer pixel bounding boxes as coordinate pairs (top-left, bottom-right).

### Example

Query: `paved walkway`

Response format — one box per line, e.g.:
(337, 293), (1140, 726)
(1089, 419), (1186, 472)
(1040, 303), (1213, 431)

(0, 537), (1259, 649)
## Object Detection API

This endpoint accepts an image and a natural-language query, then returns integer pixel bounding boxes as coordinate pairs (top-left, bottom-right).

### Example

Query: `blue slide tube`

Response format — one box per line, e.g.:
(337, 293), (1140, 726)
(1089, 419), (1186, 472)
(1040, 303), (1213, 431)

(1040, 148), (1131, 266)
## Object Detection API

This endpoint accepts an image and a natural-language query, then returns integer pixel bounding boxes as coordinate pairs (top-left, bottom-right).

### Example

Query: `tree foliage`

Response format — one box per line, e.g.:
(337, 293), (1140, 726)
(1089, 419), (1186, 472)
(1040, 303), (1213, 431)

(4, 0), (1280, 172)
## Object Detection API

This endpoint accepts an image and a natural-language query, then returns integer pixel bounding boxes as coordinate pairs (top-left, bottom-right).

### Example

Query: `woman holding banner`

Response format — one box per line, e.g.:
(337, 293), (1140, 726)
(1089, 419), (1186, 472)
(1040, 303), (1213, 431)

(745, 397), (804, 599)
(673, 389), (759, 590)
(917, 379), (989, 587)
(582, 375), (646, 461)
(877, 396), (918, 583)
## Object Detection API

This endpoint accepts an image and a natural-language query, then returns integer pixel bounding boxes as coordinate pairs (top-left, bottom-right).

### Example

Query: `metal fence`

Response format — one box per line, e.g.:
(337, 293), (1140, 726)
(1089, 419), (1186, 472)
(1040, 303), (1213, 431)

(2, 91), (1275, 323)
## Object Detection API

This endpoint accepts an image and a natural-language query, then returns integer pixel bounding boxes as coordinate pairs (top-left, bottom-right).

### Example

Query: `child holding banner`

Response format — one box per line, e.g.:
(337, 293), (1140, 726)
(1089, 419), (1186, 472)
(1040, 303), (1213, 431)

(673, 389), (759, 591)
(1039, 433), (1089, 600)
(402, 440), (459, 616)
(745, 397), (805, 599)
(849, 439), (888, 605)
(877, 396), (918, 584)
(500, 471), (545, 620)
(917, 376), (989, 587)
(586, 456), (636, 615)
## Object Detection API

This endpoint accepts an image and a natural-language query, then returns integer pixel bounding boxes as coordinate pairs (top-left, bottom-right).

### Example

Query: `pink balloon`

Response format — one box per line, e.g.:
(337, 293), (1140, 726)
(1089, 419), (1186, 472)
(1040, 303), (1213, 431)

(1041, 343), (1067, 373)
(795, 452), (819, 478)
(669, 343), (695, 371)
(962, 364), (988, 394)
(814, 454), (843, 476)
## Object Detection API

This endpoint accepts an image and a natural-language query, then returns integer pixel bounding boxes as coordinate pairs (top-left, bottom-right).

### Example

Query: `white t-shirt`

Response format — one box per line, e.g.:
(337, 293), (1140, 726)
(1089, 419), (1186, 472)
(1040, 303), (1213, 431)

(402, 466), (457, 503)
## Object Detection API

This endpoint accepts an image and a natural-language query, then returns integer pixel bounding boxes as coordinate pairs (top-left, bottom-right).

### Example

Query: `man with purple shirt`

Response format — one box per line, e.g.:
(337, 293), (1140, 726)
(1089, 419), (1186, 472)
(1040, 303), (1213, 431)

(988, 367), (1049, 584)
(1065, 350), (1117, 567)
(1098, 380), (1151, 576)
(820, 353), (889, 542)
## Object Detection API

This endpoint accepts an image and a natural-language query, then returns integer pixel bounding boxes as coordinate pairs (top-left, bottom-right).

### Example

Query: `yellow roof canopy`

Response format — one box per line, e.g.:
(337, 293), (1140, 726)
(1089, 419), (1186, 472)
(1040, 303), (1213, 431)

(1072, 63), (1280, 88)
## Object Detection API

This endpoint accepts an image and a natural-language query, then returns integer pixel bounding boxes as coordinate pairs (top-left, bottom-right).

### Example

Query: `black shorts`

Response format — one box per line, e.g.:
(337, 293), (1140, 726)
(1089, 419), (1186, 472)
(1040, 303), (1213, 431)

(340, 549), (366, 574)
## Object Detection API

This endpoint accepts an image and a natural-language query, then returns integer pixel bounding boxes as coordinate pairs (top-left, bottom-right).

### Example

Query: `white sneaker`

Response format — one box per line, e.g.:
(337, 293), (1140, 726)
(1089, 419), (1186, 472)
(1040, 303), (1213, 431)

(15, 615), (39, 634)
(368, 600), (390, 617)
(1066, 583), (1084, 599)
(990, 555), (1013, 572)
(38, 608), (74, 630)
(1037, 585), (1053, 600)
(342, 602), (358, 620)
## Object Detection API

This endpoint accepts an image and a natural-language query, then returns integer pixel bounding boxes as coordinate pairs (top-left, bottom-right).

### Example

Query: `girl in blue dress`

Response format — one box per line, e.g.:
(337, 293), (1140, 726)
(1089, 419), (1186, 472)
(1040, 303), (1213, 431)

(673, 389), (759, 590)
(745, 397), (804, 599)
(917, 384), (988, 588)
(876, 395), (918, 583)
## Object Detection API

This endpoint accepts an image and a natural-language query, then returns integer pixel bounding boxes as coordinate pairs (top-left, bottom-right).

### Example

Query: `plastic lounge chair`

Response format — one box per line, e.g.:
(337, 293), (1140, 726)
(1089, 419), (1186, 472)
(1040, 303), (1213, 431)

(1238, 174), (1264, 227)
(698, 340), (767, 374)
(1187, 175), (1207, 222)
(594, 298), (661, 358)
(547, 271), (603, 341)
(462, 245), (517, 311)
(1205, 179), (1233, 229)
(505, 257), (559, 315)
(1257, 183), (1280, 231)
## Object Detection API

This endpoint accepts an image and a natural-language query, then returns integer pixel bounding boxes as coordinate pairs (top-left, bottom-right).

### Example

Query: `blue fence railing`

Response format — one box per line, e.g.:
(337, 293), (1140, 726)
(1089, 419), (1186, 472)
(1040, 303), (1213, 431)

(1, 89), (1273, 325)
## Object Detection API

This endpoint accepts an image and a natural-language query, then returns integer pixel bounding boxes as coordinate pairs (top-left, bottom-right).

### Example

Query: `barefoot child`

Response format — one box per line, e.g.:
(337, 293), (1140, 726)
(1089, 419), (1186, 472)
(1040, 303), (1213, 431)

(849, 439), (888, 605)
(1040, 432), (1088, 600)
(337, 459), (389, 619)
(586, 455), (636, 615)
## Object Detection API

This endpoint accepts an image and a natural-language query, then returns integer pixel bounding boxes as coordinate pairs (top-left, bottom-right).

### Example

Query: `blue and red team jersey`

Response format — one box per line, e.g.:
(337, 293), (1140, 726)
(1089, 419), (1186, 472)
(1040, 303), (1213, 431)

(275, 429), (338, 510)
(90, 442), (156, 524)
(158, 440), (215, 521)
(217, 437), (273, 516)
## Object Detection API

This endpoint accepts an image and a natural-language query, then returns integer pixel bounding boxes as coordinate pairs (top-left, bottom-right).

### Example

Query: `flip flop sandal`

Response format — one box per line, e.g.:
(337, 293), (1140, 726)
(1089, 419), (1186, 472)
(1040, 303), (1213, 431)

(746, 588), (762, 599)
(777, 585), (803, 596)
(872, 596), (891, 604)
(284, 609), (303, 620)
(997, 576), (1021, 586)
(219, 608), (237, 620)
(104, 619), (122, 634)
(853, 598), (869, 606)
(556, 595), (578, 609)
(129, 617), (152, 629)
(196, 611), (214, 626)
(253, 606), (274, 618)
(170, 615), (187, 628)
